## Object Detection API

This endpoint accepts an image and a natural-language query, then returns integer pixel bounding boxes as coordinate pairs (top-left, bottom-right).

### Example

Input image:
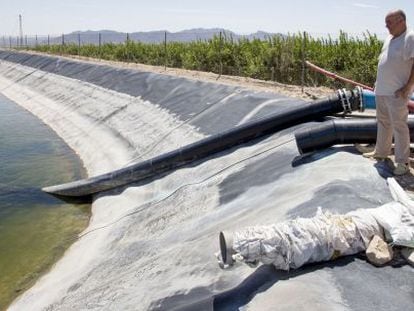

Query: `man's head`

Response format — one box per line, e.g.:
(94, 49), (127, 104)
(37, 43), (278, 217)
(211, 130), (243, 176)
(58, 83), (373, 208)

(385, 10), (407, 37)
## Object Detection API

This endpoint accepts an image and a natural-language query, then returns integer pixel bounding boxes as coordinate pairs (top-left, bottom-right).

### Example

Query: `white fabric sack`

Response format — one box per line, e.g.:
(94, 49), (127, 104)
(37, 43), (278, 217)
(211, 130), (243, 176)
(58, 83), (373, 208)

(232, 207), (382, 270)
(368, 202), (414, 248)
(367, 178), (414, 248)
(228, 178), (414, 270)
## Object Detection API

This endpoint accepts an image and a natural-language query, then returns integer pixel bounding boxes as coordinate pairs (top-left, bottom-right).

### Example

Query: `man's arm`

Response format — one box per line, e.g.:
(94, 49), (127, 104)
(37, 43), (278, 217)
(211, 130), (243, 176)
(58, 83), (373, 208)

(396, 62), (414, 99)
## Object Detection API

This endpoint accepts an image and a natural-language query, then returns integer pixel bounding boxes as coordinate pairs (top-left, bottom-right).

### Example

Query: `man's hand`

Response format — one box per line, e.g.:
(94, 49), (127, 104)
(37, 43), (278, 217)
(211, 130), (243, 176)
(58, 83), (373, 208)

(395, 85), (413, 99)
(396, 63), (414, 99)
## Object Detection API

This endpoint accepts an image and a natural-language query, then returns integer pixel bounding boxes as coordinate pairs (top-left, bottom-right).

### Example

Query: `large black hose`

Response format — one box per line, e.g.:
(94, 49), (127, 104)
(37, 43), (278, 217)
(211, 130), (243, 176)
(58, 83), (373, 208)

(43, 89), (364, 198)
(295, 117), (414, 154)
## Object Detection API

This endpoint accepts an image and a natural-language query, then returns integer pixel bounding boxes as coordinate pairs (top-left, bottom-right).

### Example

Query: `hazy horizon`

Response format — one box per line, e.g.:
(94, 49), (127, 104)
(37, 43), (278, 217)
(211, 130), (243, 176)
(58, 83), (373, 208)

(1, 1), (414, 40)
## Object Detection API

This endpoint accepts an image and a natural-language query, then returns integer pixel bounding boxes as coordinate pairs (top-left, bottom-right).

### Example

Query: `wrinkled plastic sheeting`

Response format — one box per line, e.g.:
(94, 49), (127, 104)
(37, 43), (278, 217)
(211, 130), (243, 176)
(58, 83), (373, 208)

(226, 178), (414, 270)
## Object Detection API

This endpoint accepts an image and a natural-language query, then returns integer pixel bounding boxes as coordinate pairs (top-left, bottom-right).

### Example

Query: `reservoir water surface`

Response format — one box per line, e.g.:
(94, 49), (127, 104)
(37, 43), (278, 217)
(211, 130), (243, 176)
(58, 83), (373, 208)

(0, 93), (90, 309)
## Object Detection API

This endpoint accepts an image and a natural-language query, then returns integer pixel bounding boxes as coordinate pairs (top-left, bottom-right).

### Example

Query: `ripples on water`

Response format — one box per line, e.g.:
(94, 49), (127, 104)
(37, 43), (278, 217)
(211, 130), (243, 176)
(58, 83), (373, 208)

(0, 94), (90, 309)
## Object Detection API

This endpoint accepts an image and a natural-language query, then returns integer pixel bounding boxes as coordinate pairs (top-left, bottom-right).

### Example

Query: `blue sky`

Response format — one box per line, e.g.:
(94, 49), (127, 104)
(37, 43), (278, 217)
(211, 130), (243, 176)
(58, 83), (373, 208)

(0, 0), (413, 38)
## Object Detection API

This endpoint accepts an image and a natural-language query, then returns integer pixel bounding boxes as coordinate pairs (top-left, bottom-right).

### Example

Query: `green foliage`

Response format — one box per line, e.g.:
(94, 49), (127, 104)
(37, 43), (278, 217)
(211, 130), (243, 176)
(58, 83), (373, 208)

(30, 32), (383, 88)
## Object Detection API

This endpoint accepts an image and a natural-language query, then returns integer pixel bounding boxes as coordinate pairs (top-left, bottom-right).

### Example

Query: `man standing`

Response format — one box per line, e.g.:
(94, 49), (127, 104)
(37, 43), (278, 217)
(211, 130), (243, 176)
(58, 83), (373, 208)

(364, 9), (414, 175)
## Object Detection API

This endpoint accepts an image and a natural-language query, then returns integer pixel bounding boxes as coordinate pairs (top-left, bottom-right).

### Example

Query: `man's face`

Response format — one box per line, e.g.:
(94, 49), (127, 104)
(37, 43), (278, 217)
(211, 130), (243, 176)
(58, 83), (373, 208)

(385, 14), (404, 36)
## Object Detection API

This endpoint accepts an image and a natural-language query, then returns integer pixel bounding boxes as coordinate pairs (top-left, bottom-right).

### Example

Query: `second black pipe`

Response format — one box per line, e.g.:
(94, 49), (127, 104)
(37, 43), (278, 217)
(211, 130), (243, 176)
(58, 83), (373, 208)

(295, 117), (414, 154)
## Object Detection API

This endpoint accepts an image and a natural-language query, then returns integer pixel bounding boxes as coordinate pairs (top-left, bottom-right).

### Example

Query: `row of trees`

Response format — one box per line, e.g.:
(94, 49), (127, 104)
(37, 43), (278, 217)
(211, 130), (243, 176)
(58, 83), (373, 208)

(23, 31), (383, 88)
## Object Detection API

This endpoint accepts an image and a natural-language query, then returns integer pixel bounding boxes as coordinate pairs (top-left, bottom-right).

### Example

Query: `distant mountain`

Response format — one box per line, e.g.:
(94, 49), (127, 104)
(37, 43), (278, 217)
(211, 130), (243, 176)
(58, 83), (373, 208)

(42, 28), (283, 45)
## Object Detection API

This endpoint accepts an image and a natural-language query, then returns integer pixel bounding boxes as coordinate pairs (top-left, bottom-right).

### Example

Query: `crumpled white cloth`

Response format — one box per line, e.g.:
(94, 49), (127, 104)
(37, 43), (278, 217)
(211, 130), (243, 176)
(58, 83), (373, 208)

(230, 178), (413, 270)
(232, 207), (381, 270)
(368, 178), (414, 248)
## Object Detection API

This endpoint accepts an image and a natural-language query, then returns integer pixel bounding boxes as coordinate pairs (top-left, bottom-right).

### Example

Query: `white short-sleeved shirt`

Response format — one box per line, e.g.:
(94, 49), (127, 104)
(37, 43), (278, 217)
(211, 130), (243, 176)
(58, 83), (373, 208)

(375, 30), (414, 96)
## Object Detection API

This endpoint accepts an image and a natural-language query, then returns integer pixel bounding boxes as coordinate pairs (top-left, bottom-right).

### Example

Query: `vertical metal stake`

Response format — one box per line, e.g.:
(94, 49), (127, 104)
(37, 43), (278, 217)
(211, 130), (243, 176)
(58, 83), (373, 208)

(217, 30), (223, 80)
(164, 31), (167, 70)
(126, 33), (130, 61)
(301, 31), (307, 93)
(78, 33), (81, 56)
(99, 33), (102, 60)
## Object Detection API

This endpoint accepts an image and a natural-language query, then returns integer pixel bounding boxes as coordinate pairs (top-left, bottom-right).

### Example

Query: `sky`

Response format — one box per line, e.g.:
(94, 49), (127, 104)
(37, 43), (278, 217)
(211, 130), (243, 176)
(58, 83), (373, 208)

(0, 0), (413, 39)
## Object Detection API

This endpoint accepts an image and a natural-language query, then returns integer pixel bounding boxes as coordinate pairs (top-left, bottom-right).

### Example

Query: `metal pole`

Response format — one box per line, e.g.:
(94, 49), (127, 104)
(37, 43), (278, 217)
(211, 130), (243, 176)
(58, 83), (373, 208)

(78, 33), (81, 55)
(35, 34), (38, 47)
(126, 33), (130, 61)
(19, 14), (23, 46)
(164, 31), (167, 70)
(217, 31), (223, 79)
(61, 34), (65, 55)
(48, 35), (50, 48)
(301, 31), (307, 93)
(220, 30), (223, 75)
(9, 36), (11, 49)
(98, 33), (102, 60)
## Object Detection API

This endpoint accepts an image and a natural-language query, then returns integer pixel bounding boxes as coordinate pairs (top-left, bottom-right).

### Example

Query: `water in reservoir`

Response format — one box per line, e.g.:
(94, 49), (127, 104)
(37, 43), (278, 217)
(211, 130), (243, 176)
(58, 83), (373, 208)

(0, 93), (90, 309)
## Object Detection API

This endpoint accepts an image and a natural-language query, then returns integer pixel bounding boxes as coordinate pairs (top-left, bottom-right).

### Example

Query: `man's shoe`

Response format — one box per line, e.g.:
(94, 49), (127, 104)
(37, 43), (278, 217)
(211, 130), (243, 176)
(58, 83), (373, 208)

(393, 163), (410, 176)
(362, 151), (388, 160)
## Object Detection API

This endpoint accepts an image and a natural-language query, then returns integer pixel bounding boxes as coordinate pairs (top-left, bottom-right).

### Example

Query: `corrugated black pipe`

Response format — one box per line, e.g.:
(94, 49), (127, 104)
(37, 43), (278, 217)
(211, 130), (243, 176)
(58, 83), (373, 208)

(295, 117), (414, 154)
(43, 89), (363, 198)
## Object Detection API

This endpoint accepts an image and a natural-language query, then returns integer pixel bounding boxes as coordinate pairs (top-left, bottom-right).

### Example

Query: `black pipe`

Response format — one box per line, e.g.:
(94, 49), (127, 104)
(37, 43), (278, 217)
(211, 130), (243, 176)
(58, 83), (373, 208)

(295, 118), (414, 154)
(43, 89), (364, 198)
